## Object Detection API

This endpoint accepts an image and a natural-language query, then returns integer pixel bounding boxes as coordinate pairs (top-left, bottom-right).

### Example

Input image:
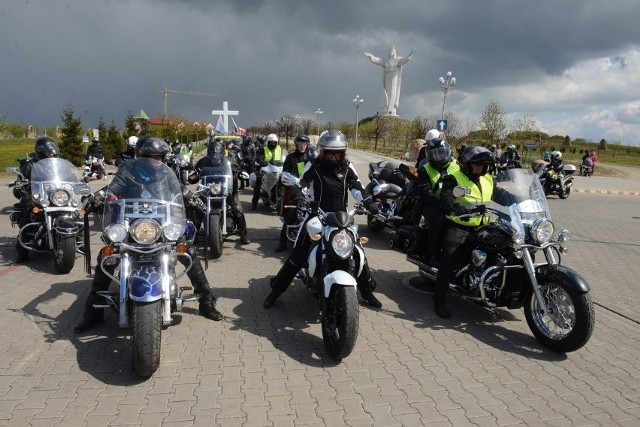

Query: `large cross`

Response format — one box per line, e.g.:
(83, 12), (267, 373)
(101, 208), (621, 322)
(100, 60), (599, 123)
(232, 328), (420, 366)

(211, 101), (239, 133)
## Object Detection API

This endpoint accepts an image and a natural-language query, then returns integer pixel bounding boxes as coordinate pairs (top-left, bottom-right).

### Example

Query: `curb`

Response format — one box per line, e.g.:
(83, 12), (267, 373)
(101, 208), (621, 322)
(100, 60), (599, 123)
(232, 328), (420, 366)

(573, 188), (640, 196)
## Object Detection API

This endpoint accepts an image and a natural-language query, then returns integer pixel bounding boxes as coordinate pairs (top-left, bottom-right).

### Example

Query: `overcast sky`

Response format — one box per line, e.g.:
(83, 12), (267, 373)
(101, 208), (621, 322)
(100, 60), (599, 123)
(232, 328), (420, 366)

(2, 0), (640, 145)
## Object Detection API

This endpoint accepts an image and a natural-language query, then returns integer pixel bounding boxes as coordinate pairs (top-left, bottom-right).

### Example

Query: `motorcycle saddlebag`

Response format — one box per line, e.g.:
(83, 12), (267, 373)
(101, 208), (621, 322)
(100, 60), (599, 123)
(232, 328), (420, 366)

(391, 224), (427, 254)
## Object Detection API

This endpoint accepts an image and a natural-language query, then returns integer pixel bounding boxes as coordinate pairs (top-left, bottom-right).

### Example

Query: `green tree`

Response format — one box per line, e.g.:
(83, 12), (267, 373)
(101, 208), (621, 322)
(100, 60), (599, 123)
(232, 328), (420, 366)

(563, 135), (571, 147)
(104, 120), (122, 159)
(599, 138), (607, 151)
(480, 100), (507, 144)
(124, 111), (138, 138)
(97, 116), (107, 141)
(59, 104), (84, 166)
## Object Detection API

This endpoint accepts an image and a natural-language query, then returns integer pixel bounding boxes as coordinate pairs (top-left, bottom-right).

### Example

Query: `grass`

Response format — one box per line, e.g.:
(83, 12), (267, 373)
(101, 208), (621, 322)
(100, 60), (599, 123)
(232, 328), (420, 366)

(0, 139), (35, 175)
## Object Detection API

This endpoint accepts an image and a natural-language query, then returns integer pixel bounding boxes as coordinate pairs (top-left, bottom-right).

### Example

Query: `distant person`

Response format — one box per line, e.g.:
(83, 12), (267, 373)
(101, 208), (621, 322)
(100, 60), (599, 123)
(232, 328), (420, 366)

(590, 150), (598, 174)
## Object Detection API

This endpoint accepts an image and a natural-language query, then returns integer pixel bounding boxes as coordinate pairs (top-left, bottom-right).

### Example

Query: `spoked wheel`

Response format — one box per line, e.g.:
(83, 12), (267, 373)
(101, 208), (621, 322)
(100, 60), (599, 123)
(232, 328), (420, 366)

(524, 280), (594, 353)
(132, 300), (162, 378)
(321, 286), (359, 360)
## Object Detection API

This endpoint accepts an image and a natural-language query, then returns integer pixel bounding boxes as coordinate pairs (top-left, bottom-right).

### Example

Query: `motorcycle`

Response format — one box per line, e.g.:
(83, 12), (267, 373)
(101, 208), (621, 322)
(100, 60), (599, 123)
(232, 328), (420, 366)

(95, 158), (198, 377)
(167, 152), (198, 185)
(186, 151), (241, 260)
(83, 156), (106, 182)
(496, 157), (522, 174)
(249, 157), (285, 210)
(359, 160), (419, 233)
(277, 172), (312, 243)
(580, 158), (594, 177)
(12, 157), (92, 273)
(538, 164), (575, 199)
(398, 168), (594, 353)
(286, 179), (367, 359)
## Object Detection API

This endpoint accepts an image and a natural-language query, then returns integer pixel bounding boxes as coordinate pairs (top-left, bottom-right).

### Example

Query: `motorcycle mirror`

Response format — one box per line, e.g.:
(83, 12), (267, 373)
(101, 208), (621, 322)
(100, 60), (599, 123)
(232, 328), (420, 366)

(452, 186), (471, 198)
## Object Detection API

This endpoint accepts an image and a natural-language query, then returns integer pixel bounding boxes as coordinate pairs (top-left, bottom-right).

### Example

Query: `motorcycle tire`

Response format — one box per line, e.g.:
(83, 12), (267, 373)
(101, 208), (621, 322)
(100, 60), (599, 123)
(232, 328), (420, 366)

(366, 213), (386, 233)
(208, 213), (224, 259)
(524, 280), (594, 353)
(559, 186), (571, 199)
(132, 300), (162, 378)
(322, 286), (359, 360)
(53, 236), (76, 274)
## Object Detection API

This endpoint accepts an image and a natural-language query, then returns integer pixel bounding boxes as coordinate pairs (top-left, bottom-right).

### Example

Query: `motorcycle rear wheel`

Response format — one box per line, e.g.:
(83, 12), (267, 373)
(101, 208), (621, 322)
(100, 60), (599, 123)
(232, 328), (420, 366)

(208, 213), (224, 259)
(53, 236), (76, 274)
(367, 214), (386, 233)
(322, 286), (359, 360)
(132, 300), (162, 378)
(524, 280), (594, 353)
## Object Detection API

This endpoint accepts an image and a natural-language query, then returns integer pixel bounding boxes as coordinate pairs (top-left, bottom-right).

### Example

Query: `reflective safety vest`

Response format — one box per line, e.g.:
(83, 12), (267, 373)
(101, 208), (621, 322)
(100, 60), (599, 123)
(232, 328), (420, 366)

(178, 145), (192, 156)
(296, 161), (305, 177)
(446, 171), (493, 227)
(424, 160), (460, 196)
(264, 145), (283, 163)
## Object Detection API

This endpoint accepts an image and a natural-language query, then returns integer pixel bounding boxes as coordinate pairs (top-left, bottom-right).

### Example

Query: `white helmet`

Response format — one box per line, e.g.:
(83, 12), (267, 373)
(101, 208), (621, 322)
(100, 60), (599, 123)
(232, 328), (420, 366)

(425, 129), (441, 142)
(266, 133), (279, 143)
(551, 150), (562, 160)
(127, 136), (138, 148)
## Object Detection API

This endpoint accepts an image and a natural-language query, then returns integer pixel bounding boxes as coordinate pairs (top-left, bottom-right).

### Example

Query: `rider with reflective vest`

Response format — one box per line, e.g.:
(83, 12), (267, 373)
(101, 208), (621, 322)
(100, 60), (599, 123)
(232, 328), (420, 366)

(433, 146), (495, 319)
(275, 134), (312, 252)
(414, 137), (459, 262)
(251, 133), (286, 210)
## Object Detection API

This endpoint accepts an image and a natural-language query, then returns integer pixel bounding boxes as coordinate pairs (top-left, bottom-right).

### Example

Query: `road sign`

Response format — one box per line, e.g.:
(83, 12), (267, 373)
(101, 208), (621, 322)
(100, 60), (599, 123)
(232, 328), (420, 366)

(437, 120), (448, 131)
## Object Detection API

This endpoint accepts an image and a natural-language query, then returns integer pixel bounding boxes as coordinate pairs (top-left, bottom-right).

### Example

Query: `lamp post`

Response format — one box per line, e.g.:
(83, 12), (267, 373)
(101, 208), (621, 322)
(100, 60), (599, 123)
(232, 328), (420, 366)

(314, 108), (323, 135)
(352, 95), (364, 148)
(438, 71), (456, 120)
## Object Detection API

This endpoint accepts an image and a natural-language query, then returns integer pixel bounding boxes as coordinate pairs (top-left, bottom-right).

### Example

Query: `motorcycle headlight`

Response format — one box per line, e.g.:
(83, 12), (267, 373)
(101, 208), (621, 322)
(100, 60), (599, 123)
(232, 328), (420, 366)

(210, 183), (223, 195)
(105, 224), (128, 243)
(330, 229), (354, 259)
(163, 223), (183, 241)
(50, 190), (70, 206)
(131, 219), (162, 244)
(530, 218), (554, 245)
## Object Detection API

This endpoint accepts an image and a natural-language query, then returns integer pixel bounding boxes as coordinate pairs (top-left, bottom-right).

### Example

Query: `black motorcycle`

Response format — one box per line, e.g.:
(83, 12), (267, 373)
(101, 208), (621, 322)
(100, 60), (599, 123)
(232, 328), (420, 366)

(538, 164), (575, 199)
(395, 168), (594, 353)
(12, 157), (92, 273)
(359, 160), (418, 233)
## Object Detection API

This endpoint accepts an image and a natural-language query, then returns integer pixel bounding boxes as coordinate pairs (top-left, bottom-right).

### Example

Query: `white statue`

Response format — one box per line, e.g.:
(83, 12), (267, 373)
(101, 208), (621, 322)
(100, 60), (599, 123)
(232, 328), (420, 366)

(364, 45), (413, 116)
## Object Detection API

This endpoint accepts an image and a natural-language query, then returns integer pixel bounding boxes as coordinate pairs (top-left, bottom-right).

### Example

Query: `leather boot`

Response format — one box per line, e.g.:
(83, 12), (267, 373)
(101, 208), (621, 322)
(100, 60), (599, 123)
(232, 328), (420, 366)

(187, 255), (222, 321)
(357, 263), (382, 309)
(74, 291), (105, 333)
(263, 260), (299, 308)
(432, 295), (451, 319)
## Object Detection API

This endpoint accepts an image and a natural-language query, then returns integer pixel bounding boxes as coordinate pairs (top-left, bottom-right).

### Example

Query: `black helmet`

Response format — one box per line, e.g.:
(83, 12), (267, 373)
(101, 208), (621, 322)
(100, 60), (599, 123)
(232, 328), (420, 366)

(461, 146), (494, 177)
(135, 135), (169, 158)
(91, 137), (100, 144)
(35, 137), (60, 159)
(426, 139), (452, 168)
(294, 134), (310, 147)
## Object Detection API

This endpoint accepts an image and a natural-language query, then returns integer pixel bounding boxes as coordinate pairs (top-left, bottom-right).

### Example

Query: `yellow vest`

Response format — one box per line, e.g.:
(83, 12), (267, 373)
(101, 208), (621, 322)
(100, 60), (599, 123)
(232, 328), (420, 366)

(264, 145), (283, 163)
(424, 161), (460, 196)
(446, 171), (493, 227)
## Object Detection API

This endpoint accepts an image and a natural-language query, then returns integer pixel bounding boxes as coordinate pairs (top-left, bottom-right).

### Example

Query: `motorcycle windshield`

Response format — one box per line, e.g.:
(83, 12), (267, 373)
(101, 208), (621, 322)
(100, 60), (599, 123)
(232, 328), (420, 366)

(199, 155), (233, 192)
(103, 158), (185, 228)
(492, 168), (551, 229)
(30, 157), (91, 201)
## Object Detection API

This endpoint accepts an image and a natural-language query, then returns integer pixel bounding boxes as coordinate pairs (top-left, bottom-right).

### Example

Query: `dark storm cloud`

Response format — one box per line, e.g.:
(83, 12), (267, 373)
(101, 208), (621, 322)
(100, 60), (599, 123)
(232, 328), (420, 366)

(2, 0), (640, 143)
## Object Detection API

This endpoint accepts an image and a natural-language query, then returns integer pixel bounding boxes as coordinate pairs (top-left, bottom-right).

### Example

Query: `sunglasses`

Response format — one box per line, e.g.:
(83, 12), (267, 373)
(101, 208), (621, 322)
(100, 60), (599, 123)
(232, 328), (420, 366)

(324, 151), (341, 158)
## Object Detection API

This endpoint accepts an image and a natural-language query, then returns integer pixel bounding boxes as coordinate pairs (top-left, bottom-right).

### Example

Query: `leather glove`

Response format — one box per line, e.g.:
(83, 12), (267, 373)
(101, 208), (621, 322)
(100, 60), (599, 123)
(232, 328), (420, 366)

(453, 204), (468, 217)
(472, 204), (487, 214)
(364, 200), (380, 215)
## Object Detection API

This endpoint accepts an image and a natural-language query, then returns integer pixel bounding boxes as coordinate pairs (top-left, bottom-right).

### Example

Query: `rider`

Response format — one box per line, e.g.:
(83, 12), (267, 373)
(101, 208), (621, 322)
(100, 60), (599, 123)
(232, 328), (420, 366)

(115, 136), (137, 166)
(74, 136), (223, 333)
(499, 144), (521, 170)
(240, 136), (257, 190)
(15, 137), (60, 264)
(86, 137), (106, 174)
(194, 139), (250, 245)
(433, 146), (495, 319)
(414, 136), (459, 264)
(251, 133), (286, 210)
(415, 129), (441, 168)
(275, 134), (312, 252)
(263, 130), (383, 310)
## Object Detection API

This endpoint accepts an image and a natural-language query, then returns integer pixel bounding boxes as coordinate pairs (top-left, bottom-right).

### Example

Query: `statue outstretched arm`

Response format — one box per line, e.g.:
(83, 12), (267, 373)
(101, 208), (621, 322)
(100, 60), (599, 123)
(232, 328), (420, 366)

(364, 52), (383, 66)
(397, 50), (414, 66)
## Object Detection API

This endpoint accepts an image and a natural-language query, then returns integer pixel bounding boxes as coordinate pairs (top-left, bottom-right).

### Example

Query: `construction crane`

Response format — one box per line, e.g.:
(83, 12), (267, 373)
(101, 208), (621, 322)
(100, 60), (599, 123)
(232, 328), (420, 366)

(160, 85), (217, 119)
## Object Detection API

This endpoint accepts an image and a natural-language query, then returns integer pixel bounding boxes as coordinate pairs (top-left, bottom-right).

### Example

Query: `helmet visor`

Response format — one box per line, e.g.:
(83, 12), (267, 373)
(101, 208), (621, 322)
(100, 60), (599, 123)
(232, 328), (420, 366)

(427, 145), (451, 165)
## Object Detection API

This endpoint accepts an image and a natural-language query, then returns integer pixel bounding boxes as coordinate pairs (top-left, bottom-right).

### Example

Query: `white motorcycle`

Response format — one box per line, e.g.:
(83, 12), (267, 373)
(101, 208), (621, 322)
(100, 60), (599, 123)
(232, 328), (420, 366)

(249, 157), (285, 210)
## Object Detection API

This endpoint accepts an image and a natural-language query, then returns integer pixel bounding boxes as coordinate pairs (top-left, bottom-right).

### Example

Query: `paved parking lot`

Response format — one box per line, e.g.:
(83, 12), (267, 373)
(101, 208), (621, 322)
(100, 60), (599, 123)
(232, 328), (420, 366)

(0, 151), (638, 426)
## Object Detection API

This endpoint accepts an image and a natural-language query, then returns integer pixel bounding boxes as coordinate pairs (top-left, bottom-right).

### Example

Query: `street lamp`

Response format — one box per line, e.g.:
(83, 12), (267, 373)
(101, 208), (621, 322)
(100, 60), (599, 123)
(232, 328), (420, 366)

(438, 70), (456, 120)
(352, 95), (364, 148)
(314, 108), (323, 135)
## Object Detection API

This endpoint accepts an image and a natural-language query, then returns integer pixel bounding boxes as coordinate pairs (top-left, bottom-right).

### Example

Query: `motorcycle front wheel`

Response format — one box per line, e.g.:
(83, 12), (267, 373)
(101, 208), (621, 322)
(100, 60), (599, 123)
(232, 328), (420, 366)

(322, 286), (359, 360)
(559, 185), (571, 199)
(208, 213), (224, 259)
(53, 235), (76, 274)
(132, 300), (162, 378)
(524, 280), (594, 353)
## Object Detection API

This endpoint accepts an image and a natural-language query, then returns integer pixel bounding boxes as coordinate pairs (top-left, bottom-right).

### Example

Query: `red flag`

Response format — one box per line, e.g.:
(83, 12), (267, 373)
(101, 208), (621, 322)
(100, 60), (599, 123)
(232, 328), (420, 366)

(231, 117), (246, 135)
